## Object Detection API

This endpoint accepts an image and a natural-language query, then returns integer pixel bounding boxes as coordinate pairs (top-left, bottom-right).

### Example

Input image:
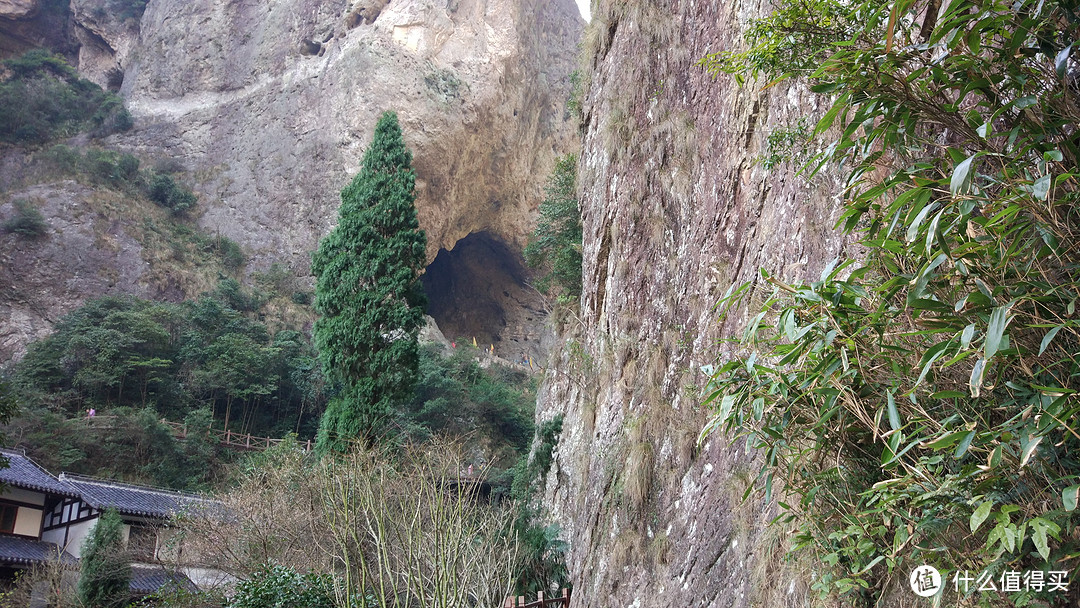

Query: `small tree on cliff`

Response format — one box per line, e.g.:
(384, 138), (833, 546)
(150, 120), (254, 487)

(312, 111), (428, 452)
(77, 508), (131, 608)
(524, 154), (581, 298)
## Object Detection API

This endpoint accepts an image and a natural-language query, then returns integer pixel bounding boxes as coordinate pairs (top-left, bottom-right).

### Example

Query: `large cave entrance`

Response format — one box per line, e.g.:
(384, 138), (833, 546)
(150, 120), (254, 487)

(421, 232), (549, 361)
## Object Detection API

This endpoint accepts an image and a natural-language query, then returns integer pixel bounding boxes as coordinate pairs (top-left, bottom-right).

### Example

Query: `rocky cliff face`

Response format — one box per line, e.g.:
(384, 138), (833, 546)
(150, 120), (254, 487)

(538, 1), (850, 606)
(117, 0), (580, 265)
(0, 0), (581, 362)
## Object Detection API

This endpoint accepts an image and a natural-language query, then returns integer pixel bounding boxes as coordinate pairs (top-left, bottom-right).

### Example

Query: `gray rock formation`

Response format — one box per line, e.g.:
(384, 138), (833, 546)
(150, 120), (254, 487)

(536, 1), (852, 606)
(115, 0), (581, 267)
(0, 0), (37, 20)
(0, 0), (582, 362)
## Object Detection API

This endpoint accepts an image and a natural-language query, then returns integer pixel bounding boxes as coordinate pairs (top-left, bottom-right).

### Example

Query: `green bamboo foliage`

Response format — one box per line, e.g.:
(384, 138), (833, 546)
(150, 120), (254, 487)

(702, 0), (1079, 603)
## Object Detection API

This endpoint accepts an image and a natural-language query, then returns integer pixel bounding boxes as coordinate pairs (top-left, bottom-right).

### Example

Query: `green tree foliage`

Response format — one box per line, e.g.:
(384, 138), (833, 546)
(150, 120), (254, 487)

(508, 415), (569, 596)
(1, 199), (49, 237)
(149, 173), (198, 215)
(402, 344), (535, 465)
(524, 154), (582, 298)
(11, 286), (325, 447)
(0, 49), (132, 145)
(702, 0), (1079, 604)
(311, 111), (427, 451)
(77, 509), (131, 608)
(227, 564), (335, 608)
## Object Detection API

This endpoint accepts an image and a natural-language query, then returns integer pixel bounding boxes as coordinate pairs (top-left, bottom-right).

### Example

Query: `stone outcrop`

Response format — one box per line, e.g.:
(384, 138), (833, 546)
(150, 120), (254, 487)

(536, 1), (851, 606)
(0, 183), (152, 361)
(0, 0), (582, 362)
(116, 0), (582, 267)
(0, 0), (37, 20)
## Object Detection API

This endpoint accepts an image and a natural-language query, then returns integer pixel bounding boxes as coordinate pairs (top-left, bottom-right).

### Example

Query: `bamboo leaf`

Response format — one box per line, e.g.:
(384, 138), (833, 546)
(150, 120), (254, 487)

(950, 154), (976, 197)
(971, 500), (992, 533)
(906, 203), (938, 243)
(886, 390), (900, 431)
(969, 358), (986, 398)
(1064, 485), (1080, 511)
(954, 430), (976, 459)
(1039, 326), (1062, 356)
(1057, 44), (1073, 79)
(984, 305), (1010, 360)
(1032, 174), (1051, 200)
(1020, 434), (1042, 468)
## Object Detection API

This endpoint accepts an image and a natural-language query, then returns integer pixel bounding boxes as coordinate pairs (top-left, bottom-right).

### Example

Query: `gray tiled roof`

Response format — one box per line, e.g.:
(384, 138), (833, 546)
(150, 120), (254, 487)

(0, 535), (77, 566)
(58, 474), (213, 519)
(0, 449), (79, 497)
(129, 564), (199, 594)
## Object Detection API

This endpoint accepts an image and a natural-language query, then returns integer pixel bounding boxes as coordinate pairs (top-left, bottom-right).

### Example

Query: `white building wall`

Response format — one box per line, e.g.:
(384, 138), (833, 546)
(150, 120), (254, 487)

(3, 488), (45, 506)
(14, 506), (42, 536)
(61, 518), (98, 559)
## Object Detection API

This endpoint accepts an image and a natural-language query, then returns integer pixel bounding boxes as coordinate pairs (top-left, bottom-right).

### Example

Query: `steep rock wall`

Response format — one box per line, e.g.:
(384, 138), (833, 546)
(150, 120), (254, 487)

(0, 0), (581, 362)
(538, 1), (851, 606)
(117, 0), (582, 266)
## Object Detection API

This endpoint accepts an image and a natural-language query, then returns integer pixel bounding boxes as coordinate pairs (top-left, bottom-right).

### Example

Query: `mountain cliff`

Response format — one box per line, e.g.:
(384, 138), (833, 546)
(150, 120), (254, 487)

(0, 0), (582, 362)
(537, 1), (851, 605)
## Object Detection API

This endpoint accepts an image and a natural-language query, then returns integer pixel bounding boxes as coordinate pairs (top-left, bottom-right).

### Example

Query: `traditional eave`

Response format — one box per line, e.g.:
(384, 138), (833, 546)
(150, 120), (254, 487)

(0, 449), (80, 498)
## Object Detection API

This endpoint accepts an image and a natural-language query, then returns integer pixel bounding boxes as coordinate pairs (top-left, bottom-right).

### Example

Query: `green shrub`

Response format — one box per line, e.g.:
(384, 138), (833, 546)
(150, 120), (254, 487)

(702, 0), (1080, 603)
(148, 173), (198, 214)
(211, 236), (245, 271)
(228, 564), (335, 608)
(2, 200), (48, 237)
(76, 509), (131, 608)
(253, 262), (295, 296)
(403, 344), (536, 460)
(84, 148), (141, 186)
(0, 49), (133, 145)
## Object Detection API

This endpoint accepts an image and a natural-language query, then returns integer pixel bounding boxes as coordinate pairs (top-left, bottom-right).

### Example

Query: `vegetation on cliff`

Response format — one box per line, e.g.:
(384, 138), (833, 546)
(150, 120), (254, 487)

(0, 49), (131, 145)
(703, 0), (1079, 605)
(525, 154), (582, 300)
(312, 111), (428, 452)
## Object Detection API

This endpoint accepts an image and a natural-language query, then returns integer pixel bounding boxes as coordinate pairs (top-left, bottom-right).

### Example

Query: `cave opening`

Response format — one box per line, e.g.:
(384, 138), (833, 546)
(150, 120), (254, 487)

(421, 232), (549, 360)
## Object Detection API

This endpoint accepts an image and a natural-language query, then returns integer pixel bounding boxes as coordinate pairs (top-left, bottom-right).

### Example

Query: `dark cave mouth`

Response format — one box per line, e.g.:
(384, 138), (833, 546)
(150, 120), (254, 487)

(420, 232), (547, 357)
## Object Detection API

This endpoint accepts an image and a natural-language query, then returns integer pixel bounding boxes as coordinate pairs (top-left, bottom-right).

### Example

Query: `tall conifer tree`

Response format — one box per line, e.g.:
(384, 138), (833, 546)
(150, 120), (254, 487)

(312, 111), (427, 452)
(77, 508), (131, 608)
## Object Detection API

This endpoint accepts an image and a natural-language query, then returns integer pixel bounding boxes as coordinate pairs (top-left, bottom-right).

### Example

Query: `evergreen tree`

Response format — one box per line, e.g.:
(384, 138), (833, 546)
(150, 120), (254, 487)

(524, 154), (582, 298)
(312, 111), (428, 452)
(77, 509), (131, 608)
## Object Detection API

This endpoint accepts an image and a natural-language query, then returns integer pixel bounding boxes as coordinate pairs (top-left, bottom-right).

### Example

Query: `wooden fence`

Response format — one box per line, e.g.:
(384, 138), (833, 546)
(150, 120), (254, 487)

(82, 415), (313, 452)
(503, 589), (570, 608)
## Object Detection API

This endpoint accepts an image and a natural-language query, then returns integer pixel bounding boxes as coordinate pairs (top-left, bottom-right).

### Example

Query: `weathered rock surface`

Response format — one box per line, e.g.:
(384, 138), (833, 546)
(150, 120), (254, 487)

(0, 0), (37, 20)
(69, 0), (140, 89)
(0, 0), (582, 362)
(0, 183), (151, 362)
(537, 1), (851, 606)
(0, 0), (74, 58)
(116, 0), (582, 267)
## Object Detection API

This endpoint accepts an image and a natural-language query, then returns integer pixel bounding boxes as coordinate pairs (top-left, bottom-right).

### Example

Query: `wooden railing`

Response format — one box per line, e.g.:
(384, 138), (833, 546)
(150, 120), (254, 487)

(503, 589), (570, 608)
(81, 416), (313, 452)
